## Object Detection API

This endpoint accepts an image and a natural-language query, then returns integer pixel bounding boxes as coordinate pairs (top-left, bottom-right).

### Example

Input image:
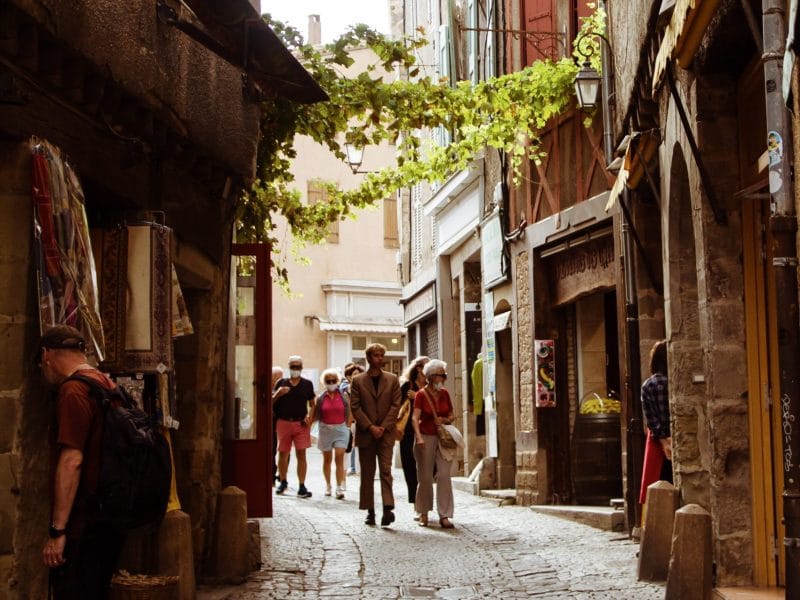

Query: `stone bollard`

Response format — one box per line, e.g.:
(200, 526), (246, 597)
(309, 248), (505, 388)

(157, 510), (196, 600)
(211, 487), (249, 581)
(638, 480), (679, 581)
(247, 519), (262, 572)
(665, 504), (712, 600)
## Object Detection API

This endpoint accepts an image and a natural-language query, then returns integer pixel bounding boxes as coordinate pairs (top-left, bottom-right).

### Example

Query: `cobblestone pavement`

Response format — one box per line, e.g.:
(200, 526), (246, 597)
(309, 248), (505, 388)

(198, 448), (664, 599)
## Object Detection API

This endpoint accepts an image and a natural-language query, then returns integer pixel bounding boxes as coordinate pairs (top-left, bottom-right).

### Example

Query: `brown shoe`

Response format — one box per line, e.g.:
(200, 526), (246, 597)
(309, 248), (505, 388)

(439, 517), (454, 529)
(418, 513), (428, 527)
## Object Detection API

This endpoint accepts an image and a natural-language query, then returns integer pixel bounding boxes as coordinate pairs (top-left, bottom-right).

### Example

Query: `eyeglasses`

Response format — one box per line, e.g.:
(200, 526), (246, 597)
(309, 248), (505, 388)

(324, 380), (338, 384)
(432, 373), (447, 380)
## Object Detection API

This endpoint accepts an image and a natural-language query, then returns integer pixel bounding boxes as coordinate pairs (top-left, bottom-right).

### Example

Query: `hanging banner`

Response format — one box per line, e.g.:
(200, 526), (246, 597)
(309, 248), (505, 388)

(31, 138), (105, 361)
(535, 340), (556, 407)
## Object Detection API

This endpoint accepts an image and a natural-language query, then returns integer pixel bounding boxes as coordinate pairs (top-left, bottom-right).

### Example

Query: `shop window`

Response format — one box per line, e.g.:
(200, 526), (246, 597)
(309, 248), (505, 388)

(352, 335), (367, 351)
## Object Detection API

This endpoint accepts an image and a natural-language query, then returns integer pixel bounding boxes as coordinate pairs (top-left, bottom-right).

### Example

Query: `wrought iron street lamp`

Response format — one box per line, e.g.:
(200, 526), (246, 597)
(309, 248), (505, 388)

(574, 61), (602, 110)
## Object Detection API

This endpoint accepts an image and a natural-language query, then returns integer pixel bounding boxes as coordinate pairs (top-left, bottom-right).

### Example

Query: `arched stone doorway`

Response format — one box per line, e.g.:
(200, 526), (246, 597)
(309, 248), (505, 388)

(664, 144), (710, 508)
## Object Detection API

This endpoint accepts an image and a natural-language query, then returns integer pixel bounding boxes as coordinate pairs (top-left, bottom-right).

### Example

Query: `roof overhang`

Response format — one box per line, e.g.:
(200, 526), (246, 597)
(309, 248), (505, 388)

(317, 317), (406, 335)
(161, 0), (328, 104)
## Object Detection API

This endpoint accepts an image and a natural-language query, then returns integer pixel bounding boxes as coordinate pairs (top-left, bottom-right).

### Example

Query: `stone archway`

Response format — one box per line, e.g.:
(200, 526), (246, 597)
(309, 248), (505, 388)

(663, 143), (711, 508)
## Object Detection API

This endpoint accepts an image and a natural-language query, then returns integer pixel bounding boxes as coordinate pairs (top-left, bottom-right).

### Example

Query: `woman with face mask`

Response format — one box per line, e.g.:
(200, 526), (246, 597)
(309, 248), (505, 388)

(411, 359), (456, 528)
(310, 368), (351, 499)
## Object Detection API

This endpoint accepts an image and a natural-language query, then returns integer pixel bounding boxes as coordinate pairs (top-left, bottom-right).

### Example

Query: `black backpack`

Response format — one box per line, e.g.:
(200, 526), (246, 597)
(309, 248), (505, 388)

(67, 374), (172, 531)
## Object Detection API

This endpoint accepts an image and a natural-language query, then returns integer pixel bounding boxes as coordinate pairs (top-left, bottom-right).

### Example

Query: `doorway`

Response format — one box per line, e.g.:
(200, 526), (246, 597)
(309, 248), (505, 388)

(222, 244), (273, 517)
(742, 194), (784, 586)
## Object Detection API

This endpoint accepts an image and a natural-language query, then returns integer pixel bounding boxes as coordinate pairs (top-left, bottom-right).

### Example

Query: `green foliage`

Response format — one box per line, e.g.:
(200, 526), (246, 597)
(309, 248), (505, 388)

(242, 8), (606, 265)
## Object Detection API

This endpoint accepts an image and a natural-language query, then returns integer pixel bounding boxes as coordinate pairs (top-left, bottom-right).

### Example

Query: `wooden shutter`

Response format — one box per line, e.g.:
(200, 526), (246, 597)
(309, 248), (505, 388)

(523, 0), (556, 64)
(307, 180), (339, 244)
(383, 196), (399, 249)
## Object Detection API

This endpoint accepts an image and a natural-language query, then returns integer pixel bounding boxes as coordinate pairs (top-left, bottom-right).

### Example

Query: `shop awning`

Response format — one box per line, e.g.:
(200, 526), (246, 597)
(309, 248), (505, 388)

(785, 0), (800, 107)
(652, 0), (722, 95)
(160, 0), (328, 104)
(605, 130), (660, 212)
(492, 311), (512, 332)
(317, 316), (406, 335)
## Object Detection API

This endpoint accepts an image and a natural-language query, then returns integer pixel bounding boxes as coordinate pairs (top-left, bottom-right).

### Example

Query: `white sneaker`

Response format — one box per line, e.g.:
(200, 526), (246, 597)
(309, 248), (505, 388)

(325, 485), (332, 497)
(341, 479), (347, 491)
(335, 486), (344, 500)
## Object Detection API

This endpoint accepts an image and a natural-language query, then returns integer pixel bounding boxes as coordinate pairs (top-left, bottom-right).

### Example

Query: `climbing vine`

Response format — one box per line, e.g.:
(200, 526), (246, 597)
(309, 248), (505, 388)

(238, 7), (605, 279)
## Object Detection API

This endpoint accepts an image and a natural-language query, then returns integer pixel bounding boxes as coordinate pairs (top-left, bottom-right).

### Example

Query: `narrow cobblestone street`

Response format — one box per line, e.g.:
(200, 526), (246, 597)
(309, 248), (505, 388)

(199, 449), (664, 599)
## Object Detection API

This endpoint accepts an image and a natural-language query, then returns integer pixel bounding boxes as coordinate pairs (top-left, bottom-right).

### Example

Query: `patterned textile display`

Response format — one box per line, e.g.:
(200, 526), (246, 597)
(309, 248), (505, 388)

(31, 138), (105, 361)
(94, 224), (173, 372)
(171, 265), (194, 337)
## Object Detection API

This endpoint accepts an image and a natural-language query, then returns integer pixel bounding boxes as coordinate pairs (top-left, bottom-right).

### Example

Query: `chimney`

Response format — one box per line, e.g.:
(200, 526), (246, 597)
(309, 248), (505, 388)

(308, 14), (321, 45)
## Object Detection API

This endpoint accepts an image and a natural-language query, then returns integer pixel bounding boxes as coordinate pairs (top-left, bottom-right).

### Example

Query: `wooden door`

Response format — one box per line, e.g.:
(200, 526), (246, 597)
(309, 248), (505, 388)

(742, 195), (784, 585)
(222, 244), (273, 517)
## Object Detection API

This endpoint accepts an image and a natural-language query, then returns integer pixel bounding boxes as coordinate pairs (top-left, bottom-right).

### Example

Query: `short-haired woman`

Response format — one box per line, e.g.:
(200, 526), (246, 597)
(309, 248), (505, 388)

(412, 359), (456, 528)
(310, 368), (351, 499)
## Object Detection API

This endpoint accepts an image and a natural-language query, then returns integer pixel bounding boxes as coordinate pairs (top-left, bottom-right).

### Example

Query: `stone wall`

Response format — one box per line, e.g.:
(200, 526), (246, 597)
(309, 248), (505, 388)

(514, 248), (542, 504)
(0, 142), (50, 599)
(659, 69), (753, 586)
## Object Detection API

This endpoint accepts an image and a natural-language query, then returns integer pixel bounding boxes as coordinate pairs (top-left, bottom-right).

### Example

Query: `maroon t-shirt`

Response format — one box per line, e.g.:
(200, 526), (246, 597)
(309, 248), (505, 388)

(53, 368), (115, 537)
(414, 388), (453, 435)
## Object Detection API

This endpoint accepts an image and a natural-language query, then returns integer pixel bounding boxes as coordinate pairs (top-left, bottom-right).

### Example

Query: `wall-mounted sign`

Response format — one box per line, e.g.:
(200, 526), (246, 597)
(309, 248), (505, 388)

(403, 284), (436, 326)
(544, 235), (615, 306)
(481, 210), (508, 290)
(535, 340), (556, 408)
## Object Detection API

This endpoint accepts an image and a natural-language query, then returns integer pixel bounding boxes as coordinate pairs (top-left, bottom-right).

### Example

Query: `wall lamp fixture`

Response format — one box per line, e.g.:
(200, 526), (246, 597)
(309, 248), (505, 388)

(343, 143), (377, 174)
(573, 31), (613, 112)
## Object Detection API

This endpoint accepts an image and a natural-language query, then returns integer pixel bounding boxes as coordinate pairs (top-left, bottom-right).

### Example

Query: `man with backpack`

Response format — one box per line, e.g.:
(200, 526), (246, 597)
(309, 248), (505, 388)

(37, 325), (124, 598)
(37, 325), (171, 599)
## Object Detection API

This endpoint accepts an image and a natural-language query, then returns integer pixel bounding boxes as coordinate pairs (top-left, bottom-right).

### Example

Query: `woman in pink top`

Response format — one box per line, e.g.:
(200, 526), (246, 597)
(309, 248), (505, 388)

(310, 369), (351, 499)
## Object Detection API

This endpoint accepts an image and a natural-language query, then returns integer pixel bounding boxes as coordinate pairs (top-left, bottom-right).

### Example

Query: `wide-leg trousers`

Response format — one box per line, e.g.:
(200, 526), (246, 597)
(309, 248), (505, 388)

(413, 433), (454, 519)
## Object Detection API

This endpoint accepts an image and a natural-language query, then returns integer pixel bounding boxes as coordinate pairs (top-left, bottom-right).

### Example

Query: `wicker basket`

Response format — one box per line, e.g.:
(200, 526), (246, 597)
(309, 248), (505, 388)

(109, 572), (179, 600)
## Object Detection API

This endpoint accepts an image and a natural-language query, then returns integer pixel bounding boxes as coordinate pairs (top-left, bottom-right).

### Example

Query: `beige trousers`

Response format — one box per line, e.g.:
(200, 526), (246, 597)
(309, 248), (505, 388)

(413, 433), (454, 519)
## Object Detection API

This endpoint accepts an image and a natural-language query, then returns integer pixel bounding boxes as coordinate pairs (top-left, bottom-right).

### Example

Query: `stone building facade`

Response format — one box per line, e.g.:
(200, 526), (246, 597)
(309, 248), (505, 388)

(0, 0), (323, 596)
(606, 0), (792, 590)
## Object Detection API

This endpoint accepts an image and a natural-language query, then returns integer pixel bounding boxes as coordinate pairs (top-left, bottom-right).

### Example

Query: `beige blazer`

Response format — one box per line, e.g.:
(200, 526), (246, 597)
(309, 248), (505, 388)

(349, 370), (401, 445)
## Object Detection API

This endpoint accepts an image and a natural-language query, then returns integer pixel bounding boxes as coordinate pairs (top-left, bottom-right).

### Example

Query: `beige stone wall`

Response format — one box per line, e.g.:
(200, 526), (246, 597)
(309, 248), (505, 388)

(514, 248), (543, 504)
(659, 70), (753, 586)
(0, 142), (50, 599)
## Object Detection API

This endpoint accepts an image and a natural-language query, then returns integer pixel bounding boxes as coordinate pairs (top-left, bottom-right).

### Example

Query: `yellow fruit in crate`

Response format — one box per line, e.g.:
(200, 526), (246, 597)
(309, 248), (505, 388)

(579, 398), (621, 415)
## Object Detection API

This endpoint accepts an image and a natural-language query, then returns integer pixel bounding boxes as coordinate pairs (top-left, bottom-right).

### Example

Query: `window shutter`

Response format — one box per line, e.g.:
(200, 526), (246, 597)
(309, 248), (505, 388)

(467, 0), (478, 85)
(307, 180), (339, 244)
(383, 196), (399, 249)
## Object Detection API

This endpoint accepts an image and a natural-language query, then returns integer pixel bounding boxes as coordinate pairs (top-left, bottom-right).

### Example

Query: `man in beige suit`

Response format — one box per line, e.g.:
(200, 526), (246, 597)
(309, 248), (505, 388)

(349, 343), (401, 526)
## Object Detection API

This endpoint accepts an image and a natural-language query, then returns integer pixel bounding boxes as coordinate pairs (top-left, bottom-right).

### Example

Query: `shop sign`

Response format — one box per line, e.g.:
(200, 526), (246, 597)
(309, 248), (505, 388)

(546, 236), (615, 306)
(404, 285), (436, 326)
(481, 210), (507, 289)
(535, 340), (556, 408)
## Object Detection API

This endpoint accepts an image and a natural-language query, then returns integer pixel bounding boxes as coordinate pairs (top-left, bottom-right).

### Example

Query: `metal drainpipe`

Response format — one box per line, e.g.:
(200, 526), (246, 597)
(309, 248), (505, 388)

(763, 0), (800, 594)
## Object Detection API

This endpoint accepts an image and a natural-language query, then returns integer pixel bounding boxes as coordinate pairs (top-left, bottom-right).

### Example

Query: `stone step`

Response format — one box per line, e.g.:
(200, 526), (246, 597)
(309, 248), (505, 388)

(528, 505), (625, 532)
(712, 587), (783, 600)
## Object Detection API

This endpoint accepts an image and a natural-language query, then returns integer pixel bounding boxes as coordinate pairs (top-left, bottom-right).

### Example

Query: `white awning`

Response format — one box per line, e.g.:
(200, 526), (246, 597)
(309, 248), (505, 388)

(317, 316), (406, 335)
(492, 311), (511, 332)
(652, 0), (721, 95)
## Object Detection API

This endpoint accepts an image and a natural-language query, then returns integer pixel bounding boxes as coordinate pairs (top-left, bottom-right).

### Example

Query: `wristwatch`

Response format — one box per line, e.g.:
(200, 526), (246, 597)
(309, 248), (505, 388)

(48, 525), (66, 538)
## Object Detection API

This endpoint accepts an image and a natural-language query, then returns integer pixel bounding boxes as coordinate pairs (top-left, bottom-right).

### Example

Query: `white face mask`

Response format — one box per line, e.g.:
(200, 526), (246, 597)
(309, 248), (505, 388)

(325, 384), (338, 392)
(432, 382), (443, 391)
(289, 368), (302, 378)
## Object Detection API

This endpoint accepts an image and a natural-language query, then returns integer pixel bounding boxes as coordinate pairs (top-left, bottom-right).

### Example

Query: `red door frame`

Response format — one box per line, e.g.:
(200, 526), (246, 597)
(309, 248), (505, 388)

(222, 243), (273, 518)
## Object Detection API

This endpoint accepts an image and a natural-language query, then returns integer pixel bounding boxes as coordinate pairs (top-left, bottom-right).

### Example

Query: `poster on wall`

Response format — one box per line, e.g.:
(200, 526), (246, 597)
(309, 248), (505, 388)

(534, 340), (556, 408)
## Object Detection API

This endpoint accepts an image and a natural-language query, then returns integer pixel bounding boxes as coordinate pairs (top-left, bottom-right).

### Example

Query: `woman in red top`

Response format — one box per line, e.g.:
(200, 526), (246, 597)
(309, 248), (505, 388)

(411, 359), (456, 528)
(310, 369), (351, 500)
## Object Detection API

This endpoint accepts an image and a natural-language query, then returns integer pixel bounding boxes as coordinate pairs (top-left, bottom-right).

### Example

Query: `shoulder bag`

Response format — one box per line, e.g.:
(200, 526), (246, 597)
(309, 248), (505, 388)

(395, 397), (411, 441)
(422, 388), (458, 449)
